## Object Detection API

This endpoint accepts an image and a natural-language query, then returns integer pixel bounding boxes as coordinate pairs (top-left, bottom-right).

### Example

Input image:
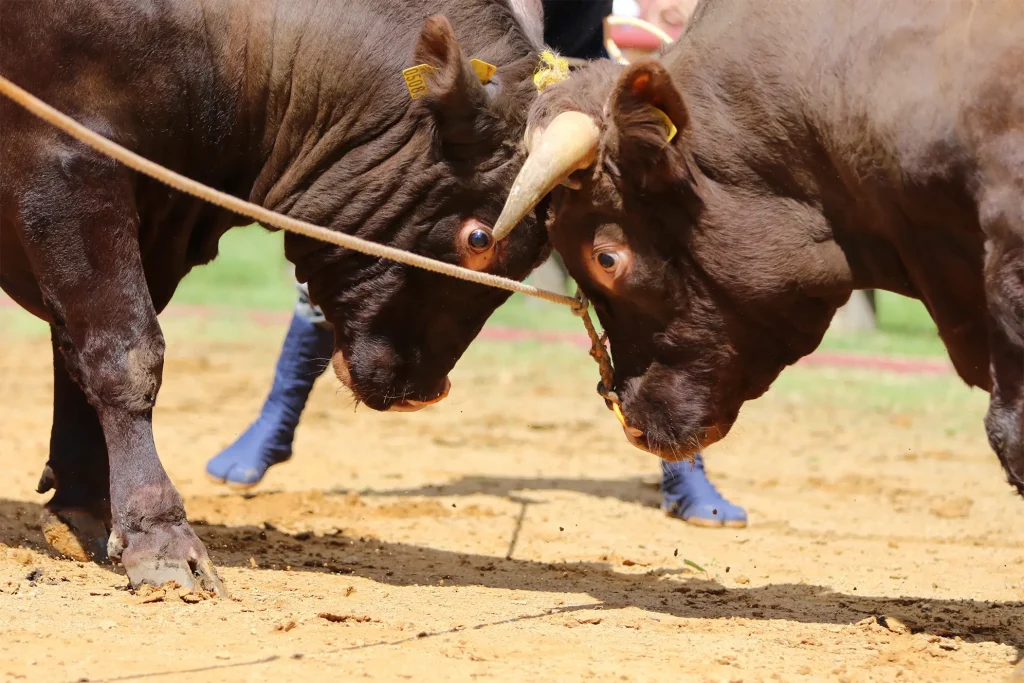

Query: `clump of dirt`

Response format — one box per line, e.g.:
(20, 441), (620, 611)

(318, 613), (379, 623)
(128, 581), (217, 605)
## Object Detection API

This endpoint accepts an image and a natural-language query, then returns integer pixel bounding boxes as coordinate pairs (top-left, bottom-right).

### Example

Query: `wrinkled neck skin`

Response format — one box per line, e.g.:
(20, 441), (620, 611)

(660, 6), (989, 389)
(238, 1), (437, 217)
(206, 0), (535, 321)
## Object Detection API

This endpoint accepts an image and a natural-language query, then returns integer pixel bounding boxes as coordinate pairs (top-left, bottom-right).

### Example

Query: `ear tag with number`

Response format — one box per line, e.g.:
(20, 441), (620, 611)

(403, 64), (438, 99)
(403, 59), (497, 99)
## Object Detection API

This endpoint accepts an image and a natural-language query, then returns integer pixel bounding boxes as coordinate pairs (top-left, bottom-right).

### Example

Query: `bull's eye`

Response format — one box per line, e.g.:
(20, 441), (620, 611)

(467, 228), (492, 252)
(596, 252), (617, 270)
(458, 219), (497, 271)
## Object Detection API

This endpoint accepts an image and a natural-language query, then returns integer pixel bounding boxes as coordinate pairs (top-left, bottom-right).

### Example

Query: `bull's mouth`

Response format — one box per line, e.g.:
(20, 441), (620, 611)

(331, 349), (354, 390)
(614, 404), (726, 461)
(331, 349), (452, 412)
(387, 378), (452, 413)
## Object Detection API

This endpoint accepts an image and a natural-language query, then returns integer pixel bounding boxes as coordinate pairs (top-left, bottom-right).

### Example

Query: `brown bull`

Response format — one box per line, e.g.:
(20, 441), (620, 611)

(493, 0), (1024, 492)
(0, 0), (550, 593)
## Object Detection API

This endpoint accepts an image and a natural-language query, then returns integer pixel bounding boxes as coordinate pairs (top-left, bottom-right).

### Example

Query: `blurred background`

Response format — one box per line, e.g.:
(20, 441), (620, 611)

(0, 225), (942, 360)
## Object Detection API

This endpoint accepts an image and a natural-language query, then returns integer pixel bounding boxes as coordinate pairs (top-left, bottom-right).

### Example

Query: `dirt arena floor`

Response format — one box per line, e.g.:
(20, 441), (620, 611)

(1, 321), (1022, 682)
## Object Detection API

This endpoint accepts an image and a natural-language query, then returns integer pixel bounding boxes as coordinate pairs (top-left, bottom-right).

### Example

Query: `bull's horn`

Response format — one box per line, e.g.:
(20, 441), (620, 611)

(492, 111), (600, 241)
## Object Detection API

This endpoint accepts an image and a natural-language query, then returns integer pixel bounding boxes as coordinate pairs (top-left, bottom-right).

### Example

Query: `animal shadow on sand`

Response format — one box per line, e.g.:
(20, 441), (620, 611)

(1, 497), (1021, 656)
(337, 473), (667, 508)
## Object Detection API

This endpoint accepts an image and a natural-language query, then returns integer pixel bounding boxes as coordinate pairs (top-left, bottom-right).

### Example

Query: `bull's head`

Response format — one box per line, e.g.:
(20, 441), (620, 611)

(493, 59), (851, 459)
(287, 11), (551, 412)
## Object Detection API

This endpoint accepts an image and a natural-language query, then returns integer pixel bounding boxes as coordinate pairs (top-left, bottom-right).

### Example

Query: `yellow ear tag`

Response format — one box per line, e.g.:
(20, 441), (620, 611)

(470, 59), (497, 84)
(403, 64), (438, 99)
(649, 106), (678, 143)
(612, 402), (628, 428)
(403, 59), (498, 99)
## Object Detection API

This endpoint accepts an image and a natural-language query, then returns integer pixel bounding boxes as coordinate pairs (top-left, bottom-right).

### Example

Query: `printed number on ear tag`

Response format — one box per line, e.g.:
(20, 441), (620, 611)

(403, 64), (438, 99)
(403, 60), (498, 99)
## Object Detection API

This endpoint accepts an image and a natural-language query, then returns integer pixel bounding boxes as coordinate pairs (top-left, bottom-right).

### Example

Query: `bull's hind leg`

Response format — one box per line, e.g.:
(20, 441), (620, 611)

(37, 329), (113, 562)
(982, 233), (1024, 493)
(19, 151), (223, 594)
(977, 140), (1024, 493)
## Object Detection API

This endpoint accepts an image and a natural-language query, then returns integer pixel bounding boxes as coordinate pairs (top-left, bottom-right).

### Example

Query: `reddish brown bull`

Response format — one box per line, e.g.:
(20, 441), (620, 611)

(494, 0), (1024, 492)
(0, 0), (550, 592)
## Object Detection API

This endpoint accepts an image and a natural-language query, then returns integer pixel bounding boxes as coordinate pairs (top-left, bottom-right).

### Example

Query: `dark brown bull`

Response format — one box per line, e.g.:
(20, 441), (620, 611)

(494, 0), (1024, 492)
(0, 0), (552, 592)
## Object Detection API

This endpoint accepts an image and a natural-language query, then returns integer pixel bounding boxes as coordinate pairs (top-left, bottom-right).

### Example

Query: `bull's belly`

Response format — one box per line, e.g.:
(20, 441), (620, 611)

(0, 238), (49, 322)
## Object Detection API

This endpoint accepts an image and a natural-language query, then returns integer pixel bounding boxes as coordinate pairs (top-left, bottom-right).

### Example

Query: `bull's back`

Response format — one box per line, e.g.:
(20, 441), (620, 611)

(680, 0), (1024, 184)
(0, 0), (239, 315)
(0, 0), (233, 159)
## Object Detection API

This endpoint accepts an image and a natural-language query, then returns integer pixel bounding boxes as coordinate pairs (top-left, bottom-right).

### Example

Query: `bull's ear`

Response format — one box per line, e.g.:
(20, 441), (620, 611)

(607, 60), (690, 187)
(413, 15), (497, 153)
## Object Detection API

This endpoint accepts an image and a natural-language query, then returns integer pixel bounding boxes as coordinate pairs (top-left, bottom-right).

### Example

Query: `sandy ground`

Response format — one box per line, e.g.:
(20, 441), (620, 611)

(1, 328), (1022, 683)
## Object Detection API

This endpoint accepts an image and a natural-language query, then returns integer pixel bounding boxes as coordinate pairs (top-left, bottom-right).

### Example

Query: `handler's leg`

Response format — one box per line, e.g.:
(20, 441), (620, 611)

(661, 454), (748, 528)
(206, 284), (333, 488)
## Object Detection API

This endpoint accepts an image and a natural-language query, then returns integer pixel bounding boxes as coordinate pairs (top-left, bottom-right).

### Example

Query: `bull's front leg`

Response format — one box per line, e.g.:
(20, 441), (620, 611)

(18, 156), (223, 595)
(49, 267), (222, 595)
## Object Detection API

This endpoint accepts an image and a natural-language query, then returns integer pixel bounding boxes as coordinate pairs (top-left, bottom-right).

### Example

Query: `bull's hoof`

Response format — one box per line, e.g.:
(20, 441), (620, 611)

(113, 523), (227, 597)
(40, 506), (111, 563)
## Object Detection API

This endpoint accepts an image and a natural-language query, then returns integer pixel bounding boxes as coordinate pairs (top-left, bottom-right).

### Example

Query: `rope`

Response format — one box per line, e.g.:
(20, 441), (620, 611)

(0, 72), (620, 400)
(572, 292), (618, 409)
(0, 75), (578, 309)
(606, 15), (674, 44)
(603, 15), (675, 65)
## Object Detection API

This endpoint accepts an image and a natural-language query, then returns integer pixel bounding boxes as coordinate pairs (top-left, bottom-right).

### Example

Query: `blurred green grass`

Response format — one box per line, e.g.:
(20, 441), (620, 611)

(4, 224), (946, 357)
(173, 225), (947, 357)
(172, 226), (586, 332)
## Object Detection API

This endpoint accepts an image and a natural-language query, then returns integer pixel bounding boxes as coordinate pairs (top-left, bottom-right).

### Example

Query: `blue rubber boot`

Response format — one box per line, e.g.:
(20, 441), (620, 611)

(206, 309), (334, 488)
(661, 454), (748, 528)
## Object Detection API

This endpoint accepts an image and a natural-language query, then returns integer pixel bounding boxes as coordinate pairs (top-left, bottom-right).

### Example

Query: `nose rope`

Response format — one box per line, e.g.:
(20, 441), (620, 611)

(0, 73), (619, 409)
(569, 292), (618, 409)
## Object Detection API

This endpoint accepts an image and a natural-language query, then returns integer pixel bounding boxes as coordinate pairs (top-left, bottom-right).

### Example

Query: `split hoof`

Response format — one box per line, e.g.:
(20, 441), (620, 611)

(116, 523), (227, 597)
(125, 556), (225, 597)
